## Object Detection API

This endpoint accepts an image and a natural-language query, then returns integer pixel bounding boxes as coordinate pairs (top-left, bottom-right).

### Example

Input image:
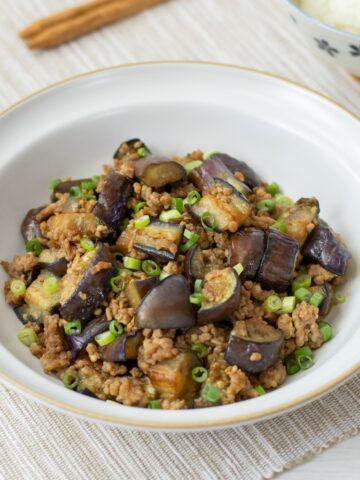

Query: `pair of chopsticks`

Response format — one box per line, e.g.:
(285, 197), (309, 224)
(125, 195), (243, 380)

(20, 0), (167, 49)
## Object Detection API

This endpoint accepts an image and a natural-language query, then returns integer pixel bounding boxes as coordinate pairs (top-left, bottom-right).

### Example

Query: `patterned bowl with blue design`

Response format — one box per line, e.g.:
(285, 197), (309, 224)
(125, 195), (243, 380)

(285, 0), (360, 76)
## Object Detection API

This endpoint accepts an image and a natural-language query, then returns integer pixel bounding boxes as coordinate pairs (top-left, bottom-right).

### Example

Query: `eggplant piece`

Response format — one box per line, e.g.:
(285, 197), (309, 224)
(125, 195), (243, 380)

(133, 155), (171, 177)
(209, 153), (261, 189)
(302, 219), (351, 276)
(189, 179), (251, 233)
(92, 172), (133, 229)
(135, 275), (196, 329)
(229, 228), (265, 279)
(51, 178), (93, 201)
(59, 243), (117, 323)
(257, 229), (299, 292)
(66, 315), (109, 358)
(318, 282), (334, 316)
(15, 269), (61, 324)
(198, 268), (241, 325)
(134, 221), (184, 262)
(225, 319), (284, 373)
(113, 138), (151, 160)
(281, 197), (320, 246)
(21, 206), (43, 242)
(148, 351), (200, 402)
(140, 161), (186, 189)
(101, 330), (143, 362)
(125, 277), (160, 308)
(189, 157), (251, 195)
(47, 213), (100, 240)
(38, 249), (68, 277)
(184, 245), (205, 281)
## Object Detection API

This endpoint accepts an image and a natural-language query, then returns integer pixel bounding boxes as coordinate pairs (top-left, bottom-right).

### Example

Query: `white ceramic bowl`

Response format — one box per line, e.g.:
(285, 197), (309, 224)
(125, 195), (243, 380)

(284, 0), (360, 75)
(0, 62), (359, 431)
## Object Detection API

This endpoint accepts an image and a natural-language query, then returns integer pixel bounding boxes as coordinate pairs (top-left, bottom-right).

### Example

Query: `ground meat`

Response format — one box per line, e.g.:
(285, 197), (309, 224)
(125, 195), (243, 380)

(138, 329), (178, 374)
(308, 264), (337, 285)
(1, 253), (38, 278)
(40, 315), (71, 373)
(91, 261), (112, 275)
(103, 377), (149, 406)
(170, 182), (197, 198)
(259, 360), (286, 389)
(184, 324), (227, 357)
(280, 339), (297, 359)
(291, 301), (323, 348)
(139, 185), (172, 216)
(114, 157), (135, 178)
(248, 186), (272, 204)
(75, 365), (108, 400)
(161, 399), (187, 410)
(244, 212), (275, 229)
(163, 261), (183, 275)
(277, 313), (295, 339)
(102, 361), (127, 376)
(36, 194), (69, 222)
(86, 343), (101, 362)
(232, 284), (264, 322)
(105, 293), (135, 330)
(243, 280), (275, 302)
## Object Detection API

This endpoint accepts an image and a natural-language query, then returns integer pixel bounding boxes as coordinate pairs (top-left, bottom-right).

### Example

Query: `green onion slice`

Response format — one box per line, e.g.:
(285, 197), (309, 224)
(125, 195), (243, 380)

(184, 190), (201, 206)
(264, 295), (282, 313)
(201, 384), (221, 403)
(134, 201), (147, 213)
(336, 292), (346, 304)
(285, 355), (301, 375)
(142, 259), (161, 277)
(189, 293), (203, 305)
(43, 276), (59, 294)
(91, 175), (100, 184)
(95, 330), (116, 346)
(294, 287), (311, 302)
(26, 239), (42, 256)
(10, 279), (26, 297)
(63, 371), (80, 390)
(148, 399), (162, 409)
(184, 160), (202, 174)
(69, 185), (81, 197)
(171, 197), (184, 213)
(159, 209), (182, 223)
(292, 274), (312, 292)
(191, 342), (209, 358)
(274, 194), (293, 208)
(256, 199), (275, 212)
(18, 328), (38, 347)
(123, 256), (142, 271)
(119, 218), (130, 231)
(280, 296), (296, 314)
(159, 271), (171, 281)
(191, 366), (209, 383)
(137, 147), (148, 158)
(309, 291), (324, 307)
(266, 182), (280, 196)
(294, 346), (314, 370)
(134, 215), (150, 229)
(48, 178), (62, 190)
(233, 263), (244, 276)
(271, 220), (286, 232)
(180, 230), (200, 253)
(254, 385), (266, 396)
(109, 320), (124, 336)
(64, 320), (82, 336)
(81, 181), (96, 191)
(194, 279), (202, 293)
(110, 275), (125, 293)
(80, 237), (95, 251)
(319, 321), (333, 343)
(201, 211), (217, 231)
(204, 150), (219, 160)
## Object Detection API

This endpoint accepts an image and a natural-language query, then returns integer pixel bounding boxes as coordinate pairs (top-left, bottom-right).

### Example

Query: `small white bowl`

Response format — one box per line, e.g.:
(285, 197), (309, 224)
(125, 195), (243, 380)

(284, 0), (360, 76)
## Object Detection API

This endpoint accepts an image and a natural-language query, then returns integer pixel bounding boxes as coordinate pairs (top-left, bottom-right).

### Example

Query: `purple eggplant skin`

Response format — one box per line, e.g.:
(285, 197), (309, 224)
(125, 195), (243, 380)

(21, 206), (44, 242)
(229, 228), (266, 279)
(92, 172), (133, 229)
(224, 320), (284, 374)
(101, 330), (144, 362)
(133, 155), (172, 177)
(319, 282), (334, 316)
(257, 229), (300, 292)
(38, 249), (68, 277)
(134, 221), (185, 262)
(140, 161), (187, 189)
(209, 153), (261, 189)
(113, 138), (151, 160)
(59, 243), (117, 324)
(302, 219), (351, 276)
(135, 275), (196, 329)
(51, 178), (93, 201)
(125, 277), (160, 308)
(66, 315), (109, 358)
(198, 268), (241, 325)
(184, 245), (205, 282)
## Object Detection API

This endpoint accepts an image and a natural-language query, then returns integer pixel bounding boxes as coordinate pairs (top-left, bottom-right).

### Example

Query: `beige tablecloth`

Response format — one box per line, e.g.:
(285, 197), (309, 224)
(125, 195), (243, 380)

(0, 1), (359, 479)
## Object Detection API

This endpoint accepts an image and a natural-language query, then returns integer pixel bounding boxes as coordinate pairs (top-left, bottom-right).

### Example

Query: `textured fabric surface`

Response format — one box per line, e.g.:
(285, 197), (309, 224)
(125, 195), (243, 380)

(0, 1), (359, 479)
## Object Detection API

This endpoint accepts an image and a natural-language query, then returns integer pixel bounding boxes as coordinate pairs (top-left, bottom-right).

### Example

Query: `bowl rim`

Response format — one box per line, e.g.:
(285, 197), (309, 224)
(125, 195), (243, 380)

(286, 0), (360, 40)
(0, 60), (359, 429)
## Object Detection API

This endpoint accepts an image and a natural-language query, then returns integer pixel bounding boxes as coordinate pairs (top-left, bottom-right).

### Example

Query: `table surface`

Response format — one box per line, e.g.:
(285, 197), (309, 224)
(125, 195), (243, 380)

(0, 0), (359, 478)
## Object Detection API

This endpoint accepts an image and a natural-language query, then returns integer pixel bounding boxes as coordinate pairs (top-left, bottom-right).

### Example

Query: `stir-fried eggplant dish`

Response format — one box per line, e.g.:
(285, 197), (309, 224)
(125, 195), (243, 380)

(2, 140), (351, 409)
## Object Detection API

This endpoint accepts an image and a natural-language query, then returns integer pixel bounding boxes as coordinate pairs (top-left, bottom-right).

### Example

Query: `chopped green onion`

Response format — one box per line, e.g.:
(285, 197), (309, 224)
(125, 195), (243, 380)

(319, 321), (333, 342)
(184, 190), (201, 206)
(123, 256), (142, 271)
(194, 279), (202, 293)
(264, 295), (282, 313)
(292, 274), (312, 292)
(117, 268), (133, 276)
(191, 342), (209, 358)
(142, 259), (161, 277)
(266, 182), (280, 196)
(95, 330), (116, 346)
(81, 180), (96, 191)
(26, 239), (42, 256)
(255, 385), (266, 396)
(180, 236), (199, 253)
(190, 293), (203, 305)
(64, 320), (82, 336)
(309, 291), (324, 307)
(184, 228), (194, 239)
(134, 215), (150, 229)
(294, 287), (311, 302)
(70, 185), (81, 197)
(201, 384), (221, 403)
(275, 194), (293, 208)
(114, 252), (123, 260)
(271, 220), (286, 232)
(91, 175), (100, 184)
(110, 275), (125, 293)
(43, 276), (59, 294)
(159, 271), (171, 281)
(10, 279), (26, 297)
(159, 209), (182, 222)
(171, 197), (184, 213)
(285, 355), (301, 375)
(256, 199), (275, 212)
(191, 366), (209, 383)
(119, 218), (130, 231)
(204, 150), (219, 160)
(184, 160), (202, 174)
(134, 201), (147, 213)
(63, 371), (80, 389)
(84, 193), (96, 201)
(137, 147), (148, 158)
(233, 263), (244, 276)
(148, 399), (162, 409)
(294, 346), (314, 370)
(80, 237), (95, 251)
(48, 178), (62, 190)
(281, 296), (296, 314)
(109, 320), (124, 336)
(336, 292), (346, 304)
(201, 211), (217, 231)
(18, 328), (38, 347)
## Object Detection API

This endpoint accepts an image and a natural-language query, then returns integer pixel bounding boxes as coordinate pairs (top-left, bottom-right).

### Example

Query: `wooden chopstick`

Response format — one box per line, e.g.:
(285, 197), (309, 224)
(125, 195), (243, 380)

(20, 0), (167, 49)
